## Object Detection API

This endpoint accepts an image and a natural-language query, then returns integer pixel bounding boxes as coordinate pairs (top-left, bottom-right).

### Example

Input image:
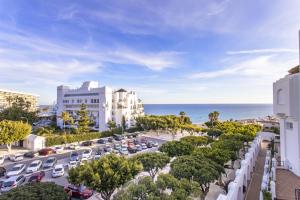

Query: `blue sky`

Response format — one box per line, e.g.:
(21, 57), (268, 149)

(0, 0), (299, 104)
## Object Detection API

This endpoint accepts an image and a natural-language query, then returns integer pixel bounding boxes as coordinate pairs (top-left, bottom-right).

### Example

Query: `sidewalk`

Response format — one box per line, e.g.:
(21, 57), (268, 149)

(245, 141), (268, 200)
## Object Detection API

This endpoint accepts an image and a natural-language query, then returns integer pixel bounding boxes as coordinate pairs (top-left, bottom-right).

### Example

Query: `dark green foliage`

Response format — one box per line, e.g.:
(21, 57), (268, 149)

(0, 182), (68, 200)
(77, 104), (90, 133)
(180, 136), (208, 146)
(159, 141), (194, 157)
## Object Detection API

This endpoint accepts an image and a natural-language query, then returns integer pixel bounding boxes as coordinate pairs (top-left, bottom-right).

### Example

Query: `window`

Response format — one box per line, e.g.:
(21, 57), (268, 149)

(286, 122), (293, 129)
(277, 89), (284, 105)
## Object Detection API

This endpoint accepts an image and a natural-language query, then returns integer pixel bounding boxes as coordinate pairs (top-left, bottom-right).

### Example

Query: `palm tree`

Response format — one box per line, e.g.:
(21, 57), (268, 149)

(208, 111), (220, 127)
(5, 96), (13, 107)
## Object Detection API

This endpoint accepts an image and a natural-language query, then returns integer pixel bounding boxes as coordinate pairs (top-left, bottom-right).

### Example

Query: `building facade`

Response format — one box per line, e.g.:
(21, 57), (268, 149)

(0, 89), (38, 111)
(273, 65), (300, 176)
(56, 81), (144, 131)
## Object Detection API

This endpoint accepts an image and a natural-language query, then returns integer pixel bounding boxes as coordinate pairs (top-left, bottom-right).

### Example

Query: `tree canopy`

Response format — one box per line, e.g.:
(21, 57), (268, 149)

(0, 120), (32, 153)
(0, 182), (68, 200)
(159, 140), (194, 157)
(133, 152), (170, 179)
(180, 136), (208, 146)
(77, 104), (90, 133)
(68, 154), (142, 200)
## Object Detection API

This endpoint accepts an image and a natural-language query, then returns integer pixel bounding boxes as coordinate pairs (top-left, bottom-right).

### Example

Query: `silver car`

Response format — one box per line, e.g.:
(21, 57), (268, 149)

(1, 175), (25, 192)
(42, 157), (57, 169)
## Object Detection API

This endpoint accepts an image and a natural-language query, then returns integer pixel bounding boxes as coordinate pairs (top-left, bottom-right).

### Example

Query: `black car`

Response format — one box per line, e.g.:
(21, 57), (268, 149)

(24, 151), (38, 158)
(82, 141), (93, 146)
(128, 147), (137, 154)
(133, 139), (139, 145)
(146, 142), (153, 148)
(0, 167), (6, 177)
(104, 146), (112, 153)
(97, 139), (107, 144)
(113, 135), (122, 141)
(107, 137), (114, 143)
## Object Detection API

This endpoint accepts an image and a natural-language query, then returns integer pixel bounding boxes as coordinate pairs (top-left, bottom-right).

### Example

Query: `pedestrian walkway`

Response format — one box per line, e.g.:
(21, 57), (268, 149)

(245, 141), (268, 200)
(276, 168), (300, 200)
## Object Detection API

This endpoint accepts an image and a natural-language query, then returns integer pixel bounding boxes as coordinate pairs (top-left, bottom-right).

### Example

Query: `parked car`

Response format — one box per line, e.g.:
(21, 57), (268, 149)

(141, 143), (147, 150)
(94, 149), (102, 160)
(26, 160), (42, 173)
(81, 149), (92, 159)
(69, 144), (80, 150)
(114, 144), (121, 151)
(0, 155), (5, 165)
(0, 167), (6, 177)
(1, 175), (25, 192)
(152, 142), (159, 147)
(54, 146), (64, 153)
(127, 142), (135, 149)
(9, 154), (24, 162)
(80, 158), (88, 166)
(119, 147), (129, 155)
(128, 146), (138, 154)
(28, 171), (45, 182)
(24, 151), (39, 158)
(147, 141), (153, 148)
(7, 164), (26, 177)
(64, 184), (93, 199)
(113, 135), (123, 141)
(68, 161), (78, 169)
(141, 138), (147, 143)
(133, 139), (139, 145)
(135, 144), (142, 151)
(104, 145), (112, 153)
(97, 138), (107, 144)
(107, 137), (114, 143)
(38, 148), (56, 156)
(42, 157), (57, 169)
(81, 141), (93, 146)
(52, 164), (64, 178)
(70, 152), (80, 161)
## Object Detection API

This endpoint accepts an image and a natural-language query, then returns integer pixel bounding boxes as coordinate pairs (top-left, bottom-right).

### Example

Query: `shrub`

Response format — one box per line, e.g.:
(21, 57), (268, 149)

(45, 131), (113, 146)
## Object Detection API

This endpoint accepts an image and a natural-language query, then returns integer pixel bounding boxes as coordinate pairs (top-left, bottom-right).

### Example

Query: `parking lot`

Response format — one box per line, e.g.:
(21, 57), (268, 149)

(0, 135), (167, 198)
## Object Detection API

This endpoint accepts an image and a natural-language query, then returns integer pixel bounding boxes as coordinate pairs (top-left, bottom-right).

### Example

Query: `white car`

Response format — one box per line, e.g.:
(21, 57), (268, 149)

(9, 154), (24, 162)
(52, 164), (64, 178)
(26, 160), (42, 173)
(68, 161), (78, 169)
(1, 175), (25, 192)
(7, 163), (26, 177)
(54, 146), (64, 153)
(141, 143), (147, 150)
(119, 148), (129, 155)
(0, 155), (5, 165)
(80, 158), (88, 166)
(82, 149), (92, 159)
(69, 144), (80, 150)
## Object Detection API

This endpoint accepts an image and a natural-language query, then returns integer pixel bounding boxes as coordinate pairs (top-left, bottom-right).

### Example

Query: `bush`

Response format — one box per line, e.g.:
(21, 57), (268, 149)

(46, 131), (113, 146)
(126, 126), (143, 133)
(0, 182), (68, 200)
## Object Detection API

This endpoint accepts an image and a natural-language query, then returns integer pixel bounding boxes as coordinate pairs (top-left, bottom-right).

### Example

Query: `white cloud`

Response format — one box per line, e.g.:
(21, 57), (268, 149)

(190, 55), (298, 80)
(227, 48), (298, 55)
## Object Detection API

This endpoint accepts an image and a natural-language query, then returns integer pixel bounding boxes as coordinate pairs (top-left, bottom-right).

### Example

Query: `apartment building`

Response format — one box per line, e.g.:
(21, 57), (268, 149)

(56, 81), (144, 131)
(0, 89), (39, 111)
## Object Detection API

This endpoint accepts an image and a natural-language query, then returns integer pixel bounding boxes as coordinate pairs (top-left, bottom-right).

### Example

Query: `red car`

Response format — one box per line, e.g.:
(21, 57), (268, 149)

(38, 148), (56, 156)
(28, 171), (45, 182)
(64, 185), (93, 199)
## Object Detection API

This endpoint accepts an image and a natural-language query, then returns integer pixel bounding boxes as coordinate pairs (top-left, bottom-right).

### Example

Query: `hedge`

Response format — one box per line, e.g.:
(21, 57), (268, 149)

(45, 131), (113, 147)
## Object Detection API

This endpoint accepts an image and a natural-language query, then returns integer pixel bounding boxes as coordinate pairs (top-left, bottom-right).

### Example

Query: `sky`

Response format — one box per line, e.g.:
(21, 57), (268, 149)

(0, 0), (299, 105)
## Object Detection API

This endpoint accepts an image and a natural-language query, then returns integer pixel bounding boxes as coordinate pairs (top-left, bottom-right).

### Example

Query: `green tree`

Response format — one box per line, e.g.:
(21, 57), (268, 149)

(159, 141), (194, 157)
(68, 154), (142, 200)
(0, 182), (68, 200)
(170, 155), (222, 199)
(121, 115), (126, 133)
(61, 111), (71, 131)
(207, 128), (223, 139)
(0, 182), (67, 200)
(133, 152), (170, 179)
(180, 136), (208, 146)
(107, 120), (117, 131)
(0, 120), (31, 153)
(77, 104), (90, 133)
(208, 111), (220, 127)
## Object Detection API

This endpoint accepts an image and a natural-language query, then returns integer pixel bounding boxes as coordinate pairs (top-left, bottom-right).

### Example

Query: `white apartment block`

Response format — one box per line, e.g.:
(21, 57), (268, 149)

(273, 64), (300, 176)
(0, 89), (39, 111)
(56, 81), (144, 131)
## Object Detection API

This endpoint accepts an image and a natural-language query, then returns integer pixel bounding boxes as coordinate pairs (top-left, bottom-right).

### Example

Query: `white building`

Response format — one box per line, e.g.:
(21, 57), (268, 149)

(273, 65), (300, 176)
(56, 81), (144, 131)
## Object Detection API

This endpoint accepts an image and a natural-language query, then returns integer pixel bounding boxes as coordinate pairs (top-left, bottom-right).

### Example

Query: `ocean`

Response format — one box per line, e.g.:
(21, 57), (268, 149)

(143, 104), (273, 123)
